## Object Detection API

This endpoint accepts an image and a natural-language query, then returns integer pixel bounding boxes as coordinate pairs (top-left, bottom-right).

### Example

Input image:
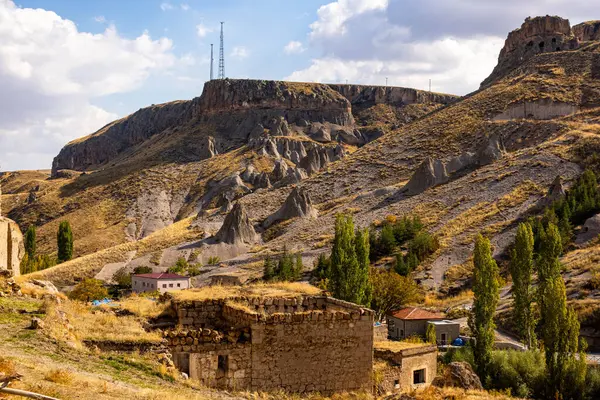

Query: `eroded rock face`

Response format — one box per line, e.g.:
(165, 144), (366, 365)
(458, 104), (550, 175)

(475, 135), (505, 166)
(433, 362), (483, 390)
(403, 157), (449, 196)
(0, 217), (24, 277)
(328, 84), (459, 106)
(215, 203), (258, 245)
(576, 214), (600, 244)
(481, 16), (579, 87)
(573, 21), (600, 42)
(263, 187), (318, 228)
(200, 174), (251, 210)
(538, 175), (566, 209)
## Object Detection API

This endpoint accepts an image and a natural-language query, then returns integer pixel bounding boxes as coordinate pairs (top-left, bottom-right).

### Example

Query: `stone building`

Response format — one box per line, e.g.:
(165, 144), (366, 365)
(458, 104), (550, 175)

(374, 342), (438, 395)
(0, 183), (24, 276)
(166, 290), (374, 394)
(426, 320), (460, 345)
(387, 307), (444, 340)
(132, 273), (190, 294)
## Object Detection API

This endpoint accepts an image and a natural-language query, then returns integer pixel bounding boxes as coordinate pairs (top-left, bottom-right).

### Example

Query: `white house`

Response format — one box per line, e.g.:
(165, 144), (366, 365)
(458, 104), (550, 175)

(132, 273), (190, 294)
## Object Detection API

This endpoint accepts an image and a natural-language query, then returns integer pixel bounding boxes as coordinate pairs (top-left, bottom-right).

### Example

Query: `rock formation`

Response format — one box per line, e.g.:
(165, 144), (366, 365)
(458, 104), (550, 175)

(573, 21), (600, 42)
(241, 166), (271, 189)
(475, 135), (505, 166)
(481, 16), (579, 87)
(215, 203), (259, 245)
(0, 217), (24, 277)
(200, 174), (251, 210)
(432, 362), (483, 390)
(537, 175), (566, 209)
(403, 157), (449, 196)
(328, 84), (459, 107)
(263, 187), (318, 228)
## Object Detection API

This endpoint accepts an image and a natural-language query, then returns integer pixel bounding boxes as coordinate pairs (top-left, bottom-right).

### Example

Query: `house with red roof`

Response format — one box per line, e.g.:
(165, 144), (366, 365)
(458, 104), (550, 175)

(132, 273), (190, 294)
(387, 307), (458, 343)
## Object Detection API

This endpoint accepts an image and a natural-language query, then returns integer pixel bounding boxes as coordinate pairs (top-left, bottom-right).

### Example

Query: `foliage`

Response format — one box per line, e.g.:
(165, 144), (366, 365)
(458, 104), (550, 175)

(328, 214), (371, 306)
(263, 247), (302, 282)
(69, 278), (109, 302)
(19, 253), (56, 274)
(425, 323), (436, 344)
(57, 220), (73, 263)
(509, 222), (537, 349)
(370, 268), (420, 321)
(207, 256), (220, 265)
(537, 224), (586, 399)
(468, 234), (499, 384)
(133, 266), (152, 275)
(24, 225), (36, 259)
(167, 257), (202, 276)
(312, 253), (331, 281)
(441, 345), (475, 366)
(408, 231), (440, 261)
(112, 267), (132, 288)
(487, 350), (546, 398)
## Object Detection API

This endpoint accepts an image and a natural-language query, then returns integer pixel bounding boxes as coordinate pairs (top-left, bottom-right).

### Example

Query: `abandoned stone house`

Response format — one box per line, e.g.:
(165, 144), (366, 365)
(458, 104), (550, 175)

(0, 187), (24, 277)
(374, 343), (438, 394)
(166, 293), (374, 394)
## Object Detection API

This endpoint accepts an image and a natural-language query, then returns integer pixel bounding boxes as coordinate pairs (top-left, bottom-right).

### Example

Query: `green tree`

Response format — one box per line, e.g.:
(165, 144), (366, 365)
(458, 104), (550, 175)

(426, 323), (437, 344)
(263, 256), (276, 281)
(133, 266), (152, 275)
(370, 268), (420, 321)
(509, 222), (537, 349)
(408, 231), (439, 261)
(394, 254), (410, 276)
(379, 224), (396, 256)
(538, 223), (586, 398)
(24, 226), (36, 259)
(329, 214), (371, 306)
(69, 278), (108, 302)
(275, 246), (294, 281)
(112, 267), (132, 288)
(313, 253), (331, 281)
(57, 221), (73, 263)
(468, 234), (500, 384)
(168, 257), (189, 274)
(293, 253), (303, 280)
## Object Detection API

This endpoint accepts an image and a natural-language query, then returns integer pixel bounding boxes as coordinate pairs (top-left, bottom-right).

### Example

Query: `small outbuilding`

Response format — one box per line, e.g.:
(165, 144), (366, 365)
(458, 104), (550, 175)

(426, 320), (460, 345)
(387, 307), (444, 340)
(132, 273), (190, 294)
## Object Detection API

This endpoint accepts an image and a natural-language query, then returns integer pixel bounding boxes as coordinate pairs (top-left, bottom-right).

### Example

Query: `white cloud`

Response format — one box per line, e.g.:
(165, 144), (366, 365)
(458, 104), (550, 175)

(0, 0), (178, 170)
(309, 0), (388, 39)
(181, 3), (190, 11)
(94, 15), (106, 23)
(230, 46), (249, 59)
(196, 23), (212, 38)
(160, 2), (174, 11)
(284, 41), (306, 54)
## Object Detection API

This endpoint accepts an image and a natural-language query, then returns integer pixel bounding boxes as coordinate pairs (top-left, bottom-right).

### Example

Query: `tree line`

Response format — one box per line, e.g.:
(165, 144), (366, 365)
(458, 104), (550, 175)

(20, 221), (73, 274)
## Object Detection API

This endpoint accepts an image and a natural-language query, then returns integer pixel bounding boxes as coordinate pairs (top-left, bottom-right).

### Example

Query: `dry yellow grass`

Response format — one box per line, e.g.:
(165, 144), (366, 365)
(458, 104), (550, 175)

(374, 340), (430, 352)
(562, 243), (600, 273)
(27, 217), (200, 284)
(44, 369), (74, 385)
(423, 290), (473, 309)
(114, 295), (171, 319)
(172, 282), (322, 302)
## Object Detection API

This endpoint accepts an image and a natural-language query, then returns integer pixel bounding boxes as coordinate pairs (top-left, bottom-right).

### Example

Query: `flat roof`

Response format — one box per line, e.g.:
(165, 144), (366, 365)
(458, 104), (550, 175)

(388, 307), (444, 320)
(133, 273), (189, 280)
(427, 320), (460, 325)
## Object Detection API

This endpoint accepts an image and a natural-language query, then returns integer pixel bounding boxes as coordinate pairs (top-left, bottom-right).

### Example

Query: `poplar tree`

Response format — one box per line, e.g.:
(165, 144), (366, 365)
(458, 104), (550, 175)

(426, 324), (437, 344)
(509, 222), (537, 349)
(329, 214), (371, 306)
(468, 234), (499, 384)
(537, 223), (586, 398)
(57, 221), (73, 263)
(24, 226), (36, 259)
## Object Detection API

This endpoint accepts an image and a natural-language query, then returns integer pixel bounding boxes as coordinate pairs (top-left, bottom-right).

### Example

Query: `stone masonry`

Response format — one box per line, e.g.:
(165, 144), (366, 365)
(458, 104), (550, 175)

(167, 295), (374, 394)
(0, 183), (24, 276)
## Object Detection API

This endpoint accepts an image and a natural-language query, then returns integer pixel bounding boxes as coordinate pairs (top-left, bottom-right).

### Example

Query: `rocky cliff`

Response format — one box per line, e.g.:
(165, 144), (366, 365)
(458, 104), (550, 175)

(328, 84), (458, 107)
(481, 16), (580, 87)
(573, 21), (600, 42)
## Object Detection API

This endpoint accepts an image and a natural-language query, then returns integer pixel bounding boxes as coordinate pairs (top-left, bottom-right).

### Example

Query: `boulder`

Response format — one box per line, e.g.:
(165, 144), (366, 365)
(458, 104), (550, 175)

(403, 157), (449, 195)
(215, 203), (259, 245)
(312, 126), (331, 143)
(576, 213), (600, 244)
(538, 175), (566, 209)
(433, 361), (483, 390)
(475, 135), (505, 166)
(263, 187), (318, 228)
(446, 152), (475, 175)
(200, 174), (251, 210)
(278, 167), (309, 186)
(270, 160), (290, 183)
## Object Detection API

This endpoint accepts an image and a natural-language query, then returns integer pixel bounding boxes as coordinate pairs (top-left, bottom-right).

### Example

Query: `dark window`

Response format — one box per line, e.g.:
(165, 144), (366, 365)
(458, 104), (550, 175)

(169, 283), (174, 288)
(177, 283), (181, 287)
(218, 355), (229, 373)
(552, 37), (557, 43)
(394, 379), (400, 389)
(400, 330), (404, 337)
(527, 40), (534, 47)
(163, 284), (167, 288)
(413, 369), (426, 384)
(556, 47), (561, 51)
(539, 41), (545, 49)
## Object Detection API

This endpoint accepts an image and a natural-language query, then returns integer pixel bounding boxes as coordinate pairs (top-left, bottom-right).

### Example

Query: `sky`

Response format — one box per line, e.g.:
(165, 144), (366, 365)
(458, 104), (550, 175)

(0, 0), (597, 171)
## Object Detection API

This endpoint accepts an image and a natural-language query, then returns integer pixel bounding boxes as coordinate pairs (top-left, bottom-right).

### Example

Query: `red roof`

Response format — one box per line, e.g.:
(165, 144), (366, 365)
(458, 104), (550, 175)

(388, 307), (444, 320)
(133, 273), (189, 280)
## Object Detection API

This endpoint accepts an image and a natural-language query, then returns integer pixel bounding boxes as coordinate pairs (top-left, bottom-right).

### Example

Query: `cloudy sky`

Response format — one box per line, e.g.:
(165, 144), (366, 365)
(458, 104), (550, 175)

(0, 0), (597, 171)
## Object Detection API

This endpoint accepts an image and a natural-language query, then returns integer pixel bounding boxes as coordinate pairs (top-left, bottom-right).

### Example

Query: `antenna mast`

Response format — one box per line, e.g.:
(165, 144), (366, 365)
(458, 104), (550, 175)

(210, 44), (214, 81)
(218, 22), (225, 79)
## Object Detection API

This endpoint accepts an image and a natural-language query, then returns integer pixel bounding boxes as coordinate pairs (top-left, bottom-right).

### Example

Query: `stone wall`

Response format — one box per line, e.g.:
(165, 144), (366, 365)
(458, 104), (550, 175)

(492, 100), (578, 121)
(0, 217), (23, 277)
(375, 346), (438, 393)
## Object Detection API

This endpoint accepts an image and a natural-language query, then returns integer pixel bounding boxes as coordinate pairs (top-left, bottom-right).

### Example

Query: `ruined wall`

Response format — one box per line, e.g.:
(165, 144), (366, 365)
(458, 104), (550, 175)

(250, 306), (373, 393)
(0, 217), (23, 276)
(189, 344), (252, 390)
(492, 100), (578, 121)
(375, 346), (437, 391)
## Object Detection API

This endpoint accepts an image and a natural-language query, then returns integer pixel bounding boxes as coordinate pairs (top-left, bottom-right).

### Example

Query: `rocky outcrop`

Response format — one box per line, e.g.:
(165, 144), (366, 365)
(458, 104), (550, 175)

(481, 16), (579, 87)
(215, 203), (259, 245)
(573, 21), (600, 42)
(576, 213), (600, 244)
(200, 174), (251, 210)
(298, 145), (346, 175)
(328, 84), (459, 106)
(241, 166), (270, 189)
(493, 100), (579, 121)
(433, 362), (483, 390)
(0, 217), (24, 277)
(263, 187), (318, 228)
(537, 175), (566, 209)
(403, 135), (505, 195)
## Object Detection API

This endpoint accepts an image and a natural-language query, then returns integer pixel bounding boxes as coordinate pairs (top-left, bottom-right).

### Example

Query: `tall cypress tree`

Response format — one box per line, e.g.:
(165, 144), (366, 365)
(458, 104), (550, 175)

(538, 223), (586, 398)
(509, 222), (537, 349)
(24, 225), (36, 259)
(57, 221), (73, 263)
(329, 214), (371, 306)
(468, 234), (499, 384)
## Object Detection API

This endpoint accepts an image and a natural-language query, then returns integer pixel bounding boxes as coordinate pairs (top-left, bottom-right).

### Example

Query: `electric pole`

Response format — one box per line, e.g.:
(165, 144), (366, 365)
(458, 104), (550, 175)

(218, 22), (225, 79)
(210, 44), (214, 81)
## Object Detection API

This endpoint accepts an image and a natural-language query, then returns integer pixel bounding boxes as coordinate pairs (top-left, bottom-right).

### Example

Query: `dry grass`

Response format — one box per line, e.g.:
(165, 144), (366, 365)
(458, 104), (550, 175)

(562, 243), (600, 273)
(28, 217), (200, 284)
(115, 295), (171, 319)
(44, 369), (74, 385)
(423, 290), (473, 309)
(172, 282), (322, 302)
(374, 340), (431, 352)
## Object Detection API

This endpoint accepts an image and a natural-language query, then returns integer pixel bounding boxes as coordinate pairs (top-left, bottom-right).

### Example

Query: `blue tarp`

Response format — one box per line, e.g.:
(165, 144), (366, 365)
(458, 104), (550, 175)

(91, 298), (113, 306)
(452, 337), (466, 346)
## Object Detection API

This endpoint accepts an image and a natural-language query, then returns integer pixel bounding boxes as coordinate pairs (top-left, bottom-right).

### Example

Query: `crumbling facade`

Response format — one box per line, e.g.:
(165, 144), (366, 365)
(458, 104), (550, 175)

(0, 184), (24, 276)
(374, 345), (438, 395)
(166, 295), (374, 394)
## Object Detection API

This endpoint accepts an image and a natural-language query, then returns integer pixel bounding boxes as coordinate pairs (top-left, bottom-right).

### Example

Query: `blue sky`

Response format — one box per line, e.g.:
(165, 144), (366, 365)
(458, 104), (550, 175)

(0, 0), (596, 170)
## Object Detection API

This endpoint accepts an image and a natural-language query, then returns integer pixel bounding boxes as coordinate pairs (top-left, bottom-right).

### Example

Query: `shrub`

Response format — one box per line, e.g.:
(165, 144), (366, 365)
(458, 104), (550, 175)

(133, 266), (152, 275)
(408, 231), (439, 261)
(69, 279), (109, 302)
(112, 267), (132, 288)
(442, 345), (475, 366)
(487, 350), (546, 398)
(207, 256), (220, 265)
